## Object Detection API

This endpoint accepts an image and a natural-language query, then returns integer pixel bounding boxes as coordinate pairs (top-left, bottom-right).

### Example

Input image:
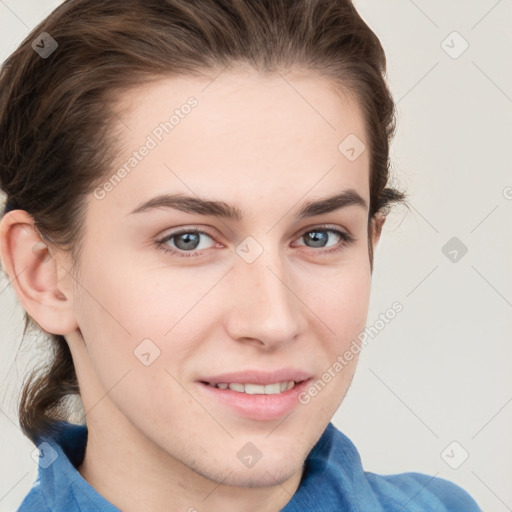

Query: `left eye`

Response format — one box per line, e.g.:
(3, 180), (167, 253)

(156, 226), (354, 258)
(295, 228), (350, 250)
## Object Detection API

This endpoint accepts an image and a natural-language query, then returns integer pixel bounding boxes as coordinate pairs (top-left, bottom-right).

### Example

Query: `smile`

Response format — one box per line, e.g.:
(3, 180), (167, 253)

(204, 381), (299, 394)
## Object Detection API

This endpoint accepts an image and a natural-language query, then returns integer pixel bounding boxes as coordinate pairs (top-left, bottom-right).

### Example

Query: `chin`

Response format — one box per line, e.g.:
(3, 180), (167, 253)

(225, 465), (298, 488)
(195, 457), (300, 489)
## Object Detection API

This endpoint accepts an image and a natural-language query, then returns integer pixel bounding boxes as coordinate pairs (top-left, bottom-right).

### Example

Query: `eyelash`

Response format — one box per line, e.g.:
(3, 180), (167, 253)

(155, 225), (355, 259)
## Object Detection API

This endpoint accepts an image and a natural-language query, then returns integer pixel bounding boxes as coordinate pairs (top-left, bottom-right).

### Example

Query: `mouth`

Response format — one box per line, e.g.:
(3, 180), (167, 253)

(196, 372), (313, 421)
(200, 380), (303, 395)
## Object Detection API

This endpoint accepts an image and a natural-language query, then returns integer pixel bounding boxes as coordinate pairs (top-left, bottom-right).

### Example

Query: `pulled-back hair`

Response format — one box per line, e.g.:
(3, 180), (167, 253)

(0, 0), (407, 444)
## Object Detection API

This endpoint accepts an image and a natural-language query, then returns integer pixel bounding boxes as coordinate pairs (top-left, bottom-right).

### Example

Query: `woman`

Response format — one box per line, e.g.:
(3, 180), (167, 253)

(0, 0), (481, 510)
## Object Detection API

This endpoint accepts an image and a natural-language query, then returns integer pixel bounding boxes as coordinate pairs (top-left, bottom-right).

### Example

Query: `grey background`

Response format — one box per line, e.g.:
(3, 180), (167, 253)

(1, 1), (511, 510)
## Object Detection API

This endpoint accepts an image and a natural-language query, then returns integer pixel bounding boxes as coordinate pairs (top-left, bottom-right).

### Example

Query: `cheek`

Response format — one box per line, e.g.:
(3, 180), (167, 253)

(72, 272), (194, 429)
(340, 270), (372, 324)
(89, 252), (226, 338)
(73, 254), (223, 382)
(306, 262), (372, 344)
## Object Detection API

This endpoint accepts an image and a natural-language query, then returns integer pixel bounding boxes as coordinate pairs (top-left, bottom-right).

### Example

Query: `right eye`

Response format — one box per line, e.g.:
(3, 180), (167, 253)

(156, 228), (217, 258)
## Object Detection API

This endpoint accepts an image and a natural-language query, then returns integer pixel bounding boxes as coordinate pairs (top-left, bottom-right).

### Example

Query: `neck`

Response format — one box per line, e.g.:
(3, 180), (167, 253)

(77, 405), (303, 512)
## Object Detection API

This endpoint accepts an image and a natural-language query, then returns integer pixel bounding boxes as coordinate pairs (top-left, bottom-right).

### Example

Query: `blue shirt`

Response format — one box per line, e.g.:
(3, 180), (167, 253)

(17, 421), (481, 511)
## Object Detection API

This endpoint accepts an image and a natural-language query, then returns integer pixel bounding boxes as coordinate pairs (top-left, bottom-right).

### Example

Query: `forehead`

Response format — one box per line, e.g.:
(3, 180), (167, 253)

(95, 69), (370, 216)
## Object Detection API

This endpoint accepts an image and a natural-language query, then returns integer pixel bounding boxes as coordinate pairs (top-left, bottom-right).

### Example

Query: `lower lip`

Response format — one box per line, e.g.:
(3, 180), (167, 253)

(197, 379), (312, 421)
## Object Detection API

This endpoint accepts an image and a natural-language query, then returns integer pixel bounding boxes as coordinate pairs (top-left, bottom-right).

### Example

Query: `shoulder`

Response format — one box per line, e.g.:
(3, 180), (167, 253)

(365, 471), (481, 511)
(301, 423), (481, 511)
(16, 480), (50, 512)
(15, 422), (120, 512)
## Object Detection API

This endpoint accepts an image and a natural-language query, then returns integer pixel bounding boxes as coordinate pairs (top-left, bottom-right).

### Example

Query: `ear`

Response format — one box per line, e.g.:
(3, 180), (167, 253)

(0, 209), (78, 335)
(370, 213), (386, 247)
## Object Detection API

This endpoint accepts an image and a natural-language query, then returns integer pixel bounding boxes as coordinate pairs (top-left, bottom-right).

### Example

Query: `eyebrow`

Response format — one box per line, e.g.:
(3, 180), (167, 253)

(128, 188), (367, 220)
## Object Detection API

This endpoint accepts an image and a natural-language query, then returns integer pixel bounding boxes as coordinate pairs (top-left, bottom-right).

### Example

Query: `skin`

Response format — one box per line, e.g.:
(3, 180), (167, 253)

(0, 68), (385, 512)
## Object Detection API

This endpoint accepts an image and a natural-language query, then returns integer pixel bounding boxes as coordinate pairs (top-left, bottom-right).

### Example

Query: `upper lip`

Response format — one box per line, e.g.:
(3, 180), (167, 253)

(198, 369), (313, 386)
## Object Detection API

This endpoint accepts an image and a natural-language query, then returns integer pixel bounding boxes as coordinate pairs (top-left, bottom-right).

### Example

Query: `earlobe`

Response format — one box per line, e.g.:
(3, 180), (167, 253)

(0, 210), (78, 335)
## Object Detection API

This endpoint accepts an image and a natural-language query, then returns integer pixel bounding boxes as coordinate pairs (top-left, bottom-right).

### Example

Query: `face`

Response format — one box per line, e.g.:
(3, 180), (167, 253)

(61, 69), (379, 487)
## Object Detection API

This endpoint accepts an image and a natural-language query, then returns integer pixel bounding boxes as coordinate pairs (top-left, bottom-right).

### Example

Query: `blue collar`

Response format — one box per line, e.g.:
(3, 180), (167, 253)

(18, 420), (480, 511)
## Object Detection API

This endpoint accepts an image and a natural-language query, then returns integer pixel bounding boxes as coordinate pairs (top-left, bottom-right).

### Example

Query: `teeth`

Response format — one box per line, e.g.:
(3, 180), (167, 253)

(208, 380), (296, 394)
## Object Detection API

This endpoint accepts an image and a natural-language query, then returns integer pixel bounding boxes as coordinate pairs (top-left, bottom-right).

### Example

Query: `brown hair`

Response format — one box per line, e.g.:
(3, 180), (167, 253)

(0, 0), (407, 444)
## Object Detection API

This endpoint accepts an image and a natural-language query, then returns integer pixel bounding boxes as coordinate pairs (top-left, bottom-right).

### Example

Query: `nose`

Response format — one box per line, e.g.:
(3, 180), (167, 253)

(223, 251), (306, 349)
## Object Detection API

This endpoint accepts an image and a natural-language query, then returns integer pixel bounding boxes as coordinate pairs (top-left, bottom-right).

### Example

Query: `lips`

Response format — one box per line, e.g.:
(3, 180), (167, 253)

(198, 368), (312, 387)
(196, 374), (313, 421)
